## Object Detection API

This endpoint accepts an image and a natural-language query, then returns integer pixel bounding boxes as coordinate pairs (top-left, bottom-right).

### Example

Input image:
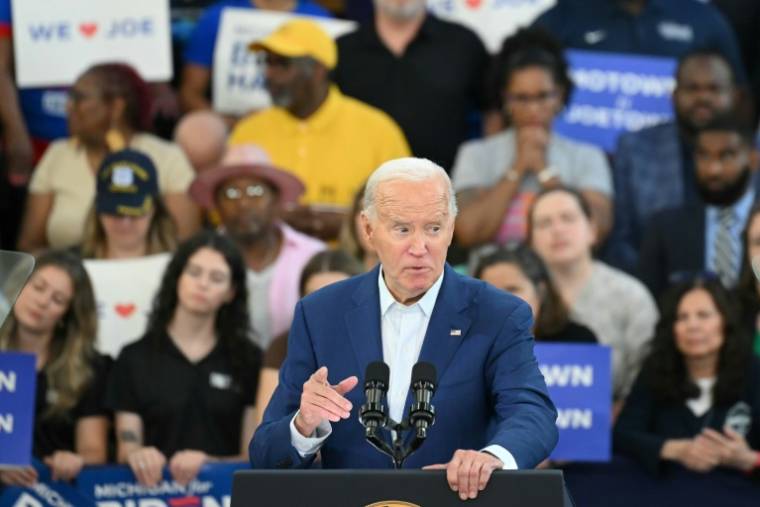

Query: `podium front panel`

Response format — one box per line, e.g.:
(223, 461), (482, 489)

(232, 469), (565, 507)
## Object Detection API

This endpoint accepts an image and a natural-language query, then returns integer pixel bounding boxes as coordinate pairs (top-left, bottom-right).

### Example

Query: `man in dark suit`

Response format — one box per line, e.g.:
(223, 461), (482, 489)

(606, 49), (738, 274)
(639, 116), (760, 299)
(250, 157), (558, 500)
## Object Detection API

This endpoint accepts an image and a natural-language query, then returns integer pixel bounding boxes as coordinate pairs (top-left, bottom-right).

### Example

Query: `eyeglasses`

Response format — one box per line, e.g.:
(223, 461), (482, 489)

(67, 88), (101, 103)
(221, 184), (270, 201)
(505, 90), (559, 108)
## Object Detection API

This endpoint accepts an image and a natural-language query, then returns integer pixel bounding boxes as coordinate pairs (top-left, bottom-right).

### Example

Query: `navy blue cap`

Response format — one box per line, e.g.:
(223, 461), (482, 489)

(95, 149), (159, 216)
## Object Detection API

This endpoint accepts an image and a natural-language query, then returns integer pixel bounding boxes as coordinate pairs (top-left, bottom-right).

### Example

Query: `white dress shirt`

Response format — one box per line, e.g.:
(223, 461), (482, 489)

(289, 267), (518, 469)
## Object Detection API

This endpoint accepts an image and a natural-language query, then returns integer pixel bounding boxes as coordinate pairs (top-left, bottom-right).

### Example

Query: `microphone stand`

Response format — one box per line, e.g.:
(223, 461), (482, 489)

(362, 413), (434, 469)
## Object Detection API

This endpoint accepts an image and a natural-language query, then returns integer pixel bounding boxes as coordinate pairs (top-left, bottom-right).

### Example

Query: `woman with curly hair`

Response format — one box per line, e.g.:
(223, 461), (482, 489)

(107, 231), (262, 487)
(18, 62), (199, 252)
(452, 27), (612, 257)
(614, 278), (760, 475)
(0, 250), (109, 485)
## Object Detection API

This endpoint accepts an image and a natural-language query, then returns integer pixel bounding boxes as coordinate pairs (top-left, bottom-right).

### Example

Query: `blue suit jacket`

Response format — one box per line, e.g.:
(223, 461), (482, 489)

(249, 264), (558, 470)
(604, 122), (694, 274)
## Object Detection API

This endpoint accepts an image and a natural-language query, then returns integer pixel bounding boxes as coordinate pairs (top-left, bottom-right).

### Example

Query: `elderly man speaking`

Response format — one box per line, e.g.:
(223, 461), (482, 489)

(250, 158), (557, 500)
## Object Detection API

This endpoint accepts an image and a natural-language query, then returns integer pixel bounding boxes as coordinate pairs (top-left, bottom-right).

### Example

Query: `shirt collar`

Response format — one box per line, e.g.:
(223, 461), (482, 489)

(276, 85), (343, 133)
(378, 266), (444, 317)
(362, 13), (436, 48)
(706, 186), (756, 219)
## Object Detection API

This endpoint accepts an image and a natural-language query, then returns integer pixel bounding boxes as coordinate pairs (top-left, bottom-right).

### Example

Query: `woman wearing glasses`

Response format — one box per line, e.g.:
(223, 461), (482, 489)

(451, 28), (612, 256)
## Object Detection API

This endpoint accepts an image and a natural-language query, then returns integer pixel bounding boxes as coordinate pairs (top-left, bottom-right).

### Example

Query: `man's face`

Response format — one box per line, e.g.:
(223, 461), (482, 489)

(673, 56), (735, 130)
(264, 53), (315, 111)
(374, 0), (427, 20)
(361, 177), (454, 304)
(694, 131), (752, 205)
(215, 175), (279, 243)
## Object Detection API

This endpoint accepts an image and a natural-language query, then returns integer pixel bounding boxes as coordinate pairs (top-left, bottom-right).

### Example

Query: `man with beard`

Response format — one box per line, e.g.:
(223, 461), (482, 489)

(606, 49), (739, 273)
(333, 0), (488, 172)
(229, 19), (410, 241)
(638, 116), (759, 299)
(189, 144), (325, 350)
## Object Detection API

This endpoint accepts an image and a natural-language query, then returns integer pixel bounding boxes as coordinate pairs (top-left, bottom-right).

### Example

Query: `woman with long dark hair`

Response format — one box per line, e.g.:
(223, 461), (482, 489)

(107, 231), (262, 486)
(475, 245), (596, 343)
(614, 278), (760, 475)
(0, 250), (108, 485)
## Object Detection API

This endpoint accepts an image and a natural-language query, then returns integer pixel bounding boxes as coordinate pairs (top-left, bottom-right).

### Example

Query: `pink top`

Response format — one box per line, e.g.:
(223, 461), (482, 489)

(268, 223), (326, 339)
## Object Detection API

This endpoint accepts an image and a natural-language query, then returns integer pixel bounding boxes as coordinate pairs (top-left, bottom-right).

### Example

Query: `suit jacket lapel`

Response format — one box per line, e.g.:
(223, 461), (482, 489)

(344, 265), (384, 376)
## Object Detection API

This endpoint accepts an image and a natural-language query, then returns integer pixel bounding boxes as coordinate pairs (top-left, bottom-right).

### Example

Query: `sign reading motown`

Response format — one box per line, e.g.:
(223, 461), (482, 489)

(553, 50), (676, 152)
(535, 343), (612, 461)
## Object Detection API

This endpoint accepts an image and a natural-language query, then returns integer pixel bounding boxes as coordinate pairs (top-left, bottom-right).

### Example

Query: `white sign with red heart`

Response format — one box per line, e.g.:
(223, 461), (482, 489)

(84, 253), (171, 359)
(427, 0), (556, 53)
(10, 0), (172, 87)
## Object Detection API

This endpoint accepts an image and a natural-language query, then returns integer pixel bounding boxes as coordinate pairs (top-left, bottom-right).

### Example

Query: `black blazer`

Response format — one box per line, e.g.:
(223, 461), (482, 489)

(638, 204), (706, 301)
(613, 357), (760, 475)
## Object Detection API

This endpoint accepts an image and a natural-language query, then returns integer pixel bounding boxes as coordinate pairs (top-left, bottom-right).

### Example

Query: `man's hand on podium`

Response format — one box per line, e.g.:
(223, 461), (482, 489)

(294, 366), (358, 437)
(424, 450), (504, 501)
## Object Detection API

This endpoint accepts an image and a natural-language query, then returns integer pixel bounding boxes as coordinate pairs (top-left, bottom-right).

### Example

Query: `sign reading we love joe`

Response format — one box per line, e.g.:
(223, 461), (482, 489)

(11, 0), (172, 87)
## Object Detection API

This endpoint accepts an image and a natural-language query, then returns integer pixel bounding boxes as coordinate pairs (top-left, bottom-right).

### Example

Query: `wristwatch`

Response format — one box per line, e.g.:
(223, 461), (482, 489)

(537, 166), (558, 185)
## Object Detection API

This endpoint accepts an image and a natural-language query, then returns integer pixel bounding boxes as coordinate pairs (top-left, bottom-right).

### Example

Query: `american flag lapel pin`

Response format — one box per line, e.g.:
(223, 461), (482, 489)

(450, 329), (462, 336)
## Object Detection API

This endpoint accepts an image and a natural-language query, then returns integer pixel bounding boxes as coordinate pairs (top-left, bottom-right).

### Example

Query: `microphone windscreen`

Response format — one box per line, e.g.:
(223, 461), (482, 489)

(365, 361), (390, 387)
(412, 361), (437, 387)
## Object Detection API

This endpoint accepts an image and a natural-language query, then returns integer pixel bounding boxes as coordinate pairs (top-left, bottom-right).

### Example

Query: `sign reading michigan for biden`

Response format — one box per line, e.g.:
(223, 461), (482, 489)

(553, 50), (676, 152)
(76, 463), (247, 507)
(534, 344), (612, 462)
(0, 352), (36, 468)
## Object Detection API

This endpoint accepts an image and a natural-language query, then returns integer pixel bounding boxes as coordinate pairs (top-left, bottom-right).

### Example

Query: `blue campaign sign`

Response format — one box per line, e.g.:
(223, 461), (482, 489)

(0, 460), (95, 507)
(534, 343), (612, 462)
(0, 352), (36, 467)
(77, 462), (248, 507)
(553, 50), (676, 152)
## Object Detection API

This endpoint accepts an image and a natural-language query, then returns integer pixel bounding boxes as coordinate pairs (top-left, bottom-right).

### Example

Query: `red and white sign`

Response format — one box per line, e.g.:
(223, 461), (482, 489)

(11, 0), (172, 87)
(427, 0), (556, 53)
(84, 253), (170, 358)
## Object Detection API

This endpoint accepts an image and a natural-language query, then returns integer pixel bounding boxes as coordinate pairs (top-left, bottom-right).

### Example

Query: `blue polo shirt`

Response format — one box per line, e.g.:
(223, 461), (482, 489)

(183, 0), (332, 68)
(532, 0), (747, 82)
(0, 0), (68, 142)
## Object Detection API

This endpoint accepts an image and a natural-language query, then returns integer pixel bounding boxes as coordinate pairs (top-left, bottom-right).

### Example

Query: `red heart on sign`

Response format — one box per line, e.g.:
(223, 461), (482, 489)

(79, 23), (98, 38)
(465, 0), (482, 8)
(115, 303), (136, 318)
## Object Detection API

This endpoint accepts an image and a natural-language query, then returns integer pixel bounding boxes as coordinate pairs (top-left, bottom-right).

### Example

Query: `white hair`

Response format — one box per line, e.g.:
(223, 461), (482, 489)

(362, 157), (458, 220)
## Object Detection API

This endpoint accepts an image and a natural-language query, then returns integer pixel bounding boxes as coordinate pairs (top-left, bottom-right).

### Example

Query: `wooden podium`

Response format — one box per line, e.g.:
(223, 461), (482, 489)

(232, 469), (571, 506)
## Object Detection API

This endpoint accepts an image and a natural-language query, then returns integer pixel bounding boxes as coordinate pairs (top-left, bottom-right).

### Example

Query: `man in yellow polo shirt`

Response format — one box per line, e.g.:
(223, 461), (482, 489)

(229, 19), (410, 240)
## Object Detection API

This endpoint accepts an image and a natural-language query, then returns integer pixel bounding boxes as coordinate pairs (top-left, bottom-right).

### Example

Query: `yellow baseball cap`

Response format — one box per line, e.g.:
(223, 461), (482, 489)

(249, 19), (337, 70)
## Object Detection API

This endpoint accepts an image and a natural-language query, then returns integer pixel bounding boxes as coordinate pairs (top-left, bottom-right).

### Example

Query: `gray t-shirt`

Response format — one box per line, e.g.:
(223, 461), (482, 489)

(452, 128), (612, 195)
(571, 261), (658, 399)
(452, 128), (613, 268)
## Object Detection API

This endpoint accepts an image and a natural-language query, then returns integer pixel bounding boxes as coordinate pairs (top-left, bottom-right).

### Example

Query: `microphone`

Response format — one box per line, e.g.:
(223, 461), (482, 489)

(359, 361), (389, 436)
(409, 361), (436, 439)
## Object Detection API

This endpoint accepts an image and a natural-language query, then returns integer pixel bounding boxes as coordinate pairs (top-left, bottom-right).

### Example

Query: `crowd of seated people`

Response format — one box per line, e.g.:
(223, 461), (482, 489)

(2, 0), (760, 493)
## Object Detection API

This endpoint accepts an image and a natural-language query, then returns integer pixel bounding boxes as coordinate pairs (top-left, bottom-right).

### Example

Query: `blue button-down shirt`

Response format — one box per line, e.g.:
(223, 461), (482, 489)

(705, 188), (755, 279)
